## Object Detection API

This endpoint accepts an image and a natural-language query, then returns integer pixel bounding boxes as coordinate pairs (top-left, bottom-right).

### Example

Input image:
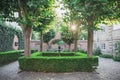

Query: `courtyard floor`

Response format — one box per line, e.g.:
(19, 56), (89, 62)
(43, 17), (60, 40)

(0, 57), (120, 80)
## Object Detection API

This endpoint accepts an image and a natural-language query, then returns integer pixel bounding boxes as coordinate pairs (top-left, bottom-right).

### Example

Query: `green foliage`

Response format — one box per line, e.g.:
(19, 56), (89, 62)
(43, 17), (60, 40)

(0, 0), (18, 21)
(0, 22), (24, 52)
(63, 0), (120, 26)
(77, 47), (87, 54)
(113, 41), (120, 61)
(63, 49), (70, 52)
(60, 24), (74, 45)
(18, 52), (98, 72)
(63, 0), (120, 56)
(41, 52), (75, 56)
(43, 29), (55, 44)
(93, 47), (102, 56)
(99, 54), (113, 59)
(0, 0), (55, 56)
(57, 40), (65, 45)
(0, 50), (21, 65)
(113, 57), (120, 62)
(31, 31), (36, 40)
(114, 41), (120, 57)
(79, 31), (88, 40)
(32, 0), (55, 33)
(0, 0), (55, 25)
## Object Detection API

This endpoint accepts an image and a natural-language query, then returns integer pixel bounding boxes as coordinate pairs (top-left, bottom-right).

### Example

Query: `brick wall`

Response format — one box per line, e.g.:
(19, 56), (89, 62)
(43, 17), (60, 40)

(30, 40), (87, 52)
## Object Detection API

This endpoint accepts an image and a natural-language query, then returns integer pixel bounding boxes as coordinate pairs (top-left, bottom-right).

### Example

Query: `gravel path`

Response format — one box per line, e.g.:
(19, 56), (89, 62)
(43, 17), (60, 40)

(0, 57), (120, 80)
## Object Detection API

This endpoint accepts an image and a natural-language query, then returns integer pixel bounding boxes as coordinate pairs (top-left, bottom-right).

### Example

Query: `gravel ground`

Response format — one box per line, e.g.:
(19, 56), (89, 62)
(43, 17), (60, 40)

(0, 57), (120, 80)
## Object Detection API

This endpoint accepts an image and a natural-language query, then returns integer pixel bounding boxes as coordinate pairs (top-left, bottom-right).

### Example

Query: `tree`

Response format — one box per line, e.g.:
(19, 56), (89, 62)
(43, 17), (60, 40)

(78, 30), (88, 40)
(43, 29), (55, 50)
(63, 0), (120, 57)
(62, 1), (83, 52)
(60, 24), (74, 51)
(0, 0), (54, 56)
(33, 8), (55, 52)
(43, 29), (55, 45)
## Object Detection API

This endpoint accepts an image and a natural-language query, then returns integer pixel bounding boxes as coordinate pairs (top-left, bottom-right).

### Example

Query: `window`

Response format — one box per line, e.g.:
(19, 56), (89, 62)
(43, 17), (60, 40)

(15, 42), (18, 46)
(101, 43), (105, 49)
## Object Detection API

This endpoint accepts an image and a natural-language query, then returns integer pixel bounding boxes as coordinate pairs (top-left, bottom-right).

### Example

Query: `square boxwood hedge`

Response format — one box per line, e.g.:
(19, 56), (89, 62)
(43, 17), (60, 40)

(18, 52), (98, 72)
(0, 50), (22, 65)
(41, 52), (75, 56)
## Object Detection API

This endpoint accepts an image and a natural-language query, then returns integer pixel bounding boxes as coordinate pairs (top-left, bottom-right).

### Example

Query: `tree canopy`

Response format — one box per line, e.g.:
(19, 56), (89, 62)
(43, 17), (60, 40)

(60, 23), (74, 51)
(63, 0), (120, 57)
(0, 0), (55, 57)
(43, 29), (55, 44)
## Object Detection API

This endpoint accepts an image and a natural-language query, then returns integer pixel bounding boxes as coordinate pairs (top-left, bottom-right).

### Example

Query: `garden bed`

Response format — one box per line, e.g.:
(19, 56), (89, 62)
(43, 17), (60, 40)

(18, 52), (98, 72)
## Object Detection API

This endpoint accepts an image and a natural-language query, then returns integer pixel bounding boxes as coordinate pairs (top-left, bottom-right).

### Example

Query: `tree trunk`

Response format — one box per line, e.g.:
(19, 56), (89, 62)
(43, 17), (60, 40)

(74, 27), (78, 52)
(47, 43), (50, 51)
(18, 0), (32, 57)
(23, 27), (32, 57)
(87, 29), (93, 57)
(40, 31), (43, 52)
(68, 44), (71, 52)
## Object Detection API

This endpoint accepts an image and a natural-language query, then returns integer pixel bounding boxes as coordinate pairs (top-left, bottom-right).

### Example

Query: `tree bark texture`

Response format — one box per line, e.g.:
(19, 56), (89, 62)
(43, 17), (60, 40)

(18, 0), (32, 57)
(40, 31), (43, 52)
(68, 44), (71, 52)
(87, 29), (93, 57)
(23, 27), (32, 57)
(74, 26), (79, 52)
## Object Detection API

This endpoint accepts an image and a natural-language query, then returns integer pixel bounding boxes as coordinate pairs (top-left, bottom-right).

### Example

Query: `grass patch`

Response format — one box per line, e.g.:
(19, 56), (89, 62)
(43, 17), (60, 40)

(19, 52), (98, 72)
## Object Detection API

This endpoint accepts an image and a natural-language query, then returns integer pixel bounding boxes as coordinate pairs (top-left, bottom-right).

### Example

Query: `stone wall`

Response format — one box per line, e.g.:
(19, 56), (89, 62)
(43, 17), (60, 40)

(30, 40), (87, 52)
(30, 40), (48, 51)
(94, 25), (120, 55)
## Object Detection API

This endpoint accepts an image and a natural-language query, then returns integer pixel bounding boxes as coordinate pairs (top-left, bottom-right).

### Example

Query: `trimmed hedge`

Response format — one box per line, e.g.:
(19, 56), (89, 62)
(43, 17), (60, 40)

(99, 54), (113, 58)
(41, 52), (75, 56)
(113, 57), (120, 62)
(99, 54), (120, 62)
(19, 52), (98, 72)
(0, 50), (22, 65)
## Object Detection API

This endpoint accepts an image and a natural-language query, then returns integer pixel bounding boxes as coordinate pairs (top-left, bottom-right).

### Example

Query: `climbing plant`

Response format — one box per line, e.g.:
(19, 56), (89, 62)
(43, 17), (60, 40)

(115, 41), (120, 57)
(0, 22), (24, 52)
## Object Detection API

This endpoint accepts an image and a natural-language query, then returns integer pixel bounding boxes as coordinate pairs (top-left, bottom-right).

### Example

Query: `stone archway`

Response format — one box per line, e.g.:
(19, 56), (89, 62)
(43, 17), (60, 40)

(12, 35), (19, 50)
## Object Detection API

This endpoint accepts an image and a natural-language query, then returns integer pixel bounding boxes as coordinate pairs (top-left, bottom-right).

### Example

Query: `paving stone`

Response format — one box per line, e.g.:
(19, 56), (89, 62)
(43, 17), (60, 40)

(0, 57), (120, 80)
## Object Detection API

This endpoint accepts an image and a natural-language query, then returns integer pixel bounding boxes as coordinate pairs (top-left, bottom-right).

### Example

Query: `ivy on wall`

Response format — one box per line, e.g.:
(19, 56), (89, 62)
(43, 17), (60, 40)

(0, 22), (24, 52)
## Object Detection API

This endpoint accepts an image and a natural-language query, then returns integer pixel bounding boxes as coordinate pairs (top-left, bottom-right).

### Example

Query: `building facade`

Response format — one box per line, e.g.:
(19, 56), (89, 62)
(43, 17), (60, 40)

(93, 24), (120, 55)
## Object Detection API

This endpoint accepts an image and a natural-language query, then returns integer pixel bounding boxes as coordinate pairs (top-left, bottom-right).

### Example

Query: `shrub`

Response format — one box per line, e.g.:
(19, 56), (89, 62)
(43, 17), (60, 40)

(113, 57), (120, 62)
(99, 54), (113, 58)
(93, 47), (101, 55)
(0, 50), (21, 65)
(41, 52), (75, 56)
(63, 49), (70, 52)
(31, 49), (38, 53)
(114, 41), (120, 57)
(19, 52), (98, 72)
(77, 48), (87, 53)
